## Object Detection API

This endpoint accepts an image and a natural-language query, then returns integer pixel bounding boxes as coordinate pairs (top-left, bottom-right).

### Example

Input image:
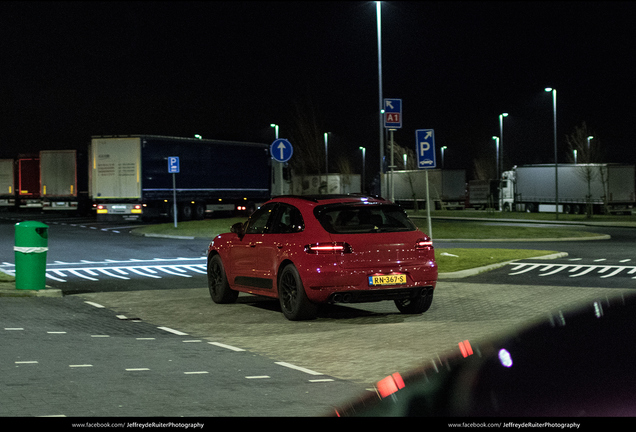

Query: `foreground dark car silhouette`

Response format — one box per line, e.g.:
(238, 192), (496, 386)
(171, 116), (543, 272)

(334, 293), (636, 417)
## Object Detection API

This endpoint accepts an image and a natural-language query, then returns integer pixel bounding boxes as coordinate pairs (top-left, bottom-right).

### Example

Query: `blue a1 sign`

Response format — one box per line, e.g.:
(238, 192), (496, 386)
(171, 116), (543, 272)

(415, 129), (436, 169)
(270, 139), (293, 163)
(384, 98), (402, 129)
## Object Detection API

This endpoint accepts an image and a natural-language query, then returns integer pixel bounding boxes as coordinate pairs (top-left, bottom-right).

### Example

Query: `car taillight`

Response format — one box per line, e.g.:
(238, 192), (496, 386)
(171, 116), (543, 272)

(305, 242), (353, 254)
(416, 238), (433, 250)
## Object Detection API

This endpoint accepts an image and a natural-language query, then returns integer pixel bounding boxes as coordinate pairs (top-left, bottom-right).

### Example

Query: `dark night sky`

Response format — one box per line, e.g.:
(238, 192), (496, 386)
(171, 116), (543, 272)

(1, 1), (635, 182)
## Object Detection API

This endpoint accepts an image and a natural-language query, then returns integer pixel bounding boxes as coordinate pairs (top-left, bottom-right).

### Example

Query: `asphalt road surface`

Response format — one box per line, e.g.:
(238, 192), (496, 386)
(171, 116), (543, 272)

(2, 212), (636, 418)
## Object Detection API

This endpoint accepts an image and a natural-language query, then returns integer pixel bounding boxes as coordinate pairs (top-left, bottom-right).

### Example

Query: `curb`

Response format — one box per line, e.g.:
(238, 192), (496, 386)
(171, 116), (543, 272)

(0, 283), (63, 298)
(437, 252), (569, 279)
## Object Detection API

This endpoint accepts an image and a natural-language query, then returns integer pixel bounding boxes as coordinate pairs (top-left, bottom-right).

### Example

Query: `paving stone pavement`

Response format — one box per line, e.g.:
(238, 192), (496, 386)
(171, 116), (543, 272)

(75, 282), (635, 384)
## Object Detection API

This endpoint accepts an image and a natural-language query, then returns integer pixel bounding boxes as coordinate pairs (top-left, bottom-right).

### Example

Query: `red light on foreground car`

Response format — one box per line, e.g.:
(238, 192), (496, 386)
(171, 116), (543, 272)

(376, 372), (406, 398)
(304, 242), (353, 254)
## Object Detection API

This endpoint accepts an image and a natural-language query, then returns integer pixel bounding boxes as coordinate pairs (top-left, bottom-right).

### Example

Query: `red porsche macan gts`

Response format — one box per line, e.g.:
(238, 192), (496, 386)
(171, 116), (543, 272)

(207, 195), (437, 320)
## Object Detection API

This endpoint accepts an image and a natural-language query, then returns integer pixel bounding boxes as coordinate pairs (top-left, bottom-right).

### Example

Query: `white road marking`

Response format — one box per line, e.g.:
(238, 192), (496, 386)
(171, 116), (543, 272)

(275, 362), (323, 376)
(208, 342), (245, 352)
(158, 326), (188, 336)
(508, 261), (636, 279)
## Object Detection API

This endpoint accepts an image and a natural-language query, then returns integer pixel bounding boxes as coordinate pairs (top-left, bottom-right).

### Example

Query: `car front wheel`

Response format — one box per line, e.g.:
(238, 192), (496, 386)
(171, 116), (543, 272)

(278, 264), (318, 321)
(207, 254), (238, 304)
(394, 290), (434, 314)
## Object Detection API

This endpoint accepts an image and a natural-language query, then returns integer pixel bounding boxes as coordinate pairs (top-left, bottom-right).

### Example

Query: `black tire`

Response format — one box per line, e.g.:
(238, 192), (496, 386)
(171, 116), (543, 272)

(395, 290), (434, 314)
(194, 203), (206, 220)
(278, 264), (317, 321)
(180, 203), (193, 221)
(207, 254), (238, 304)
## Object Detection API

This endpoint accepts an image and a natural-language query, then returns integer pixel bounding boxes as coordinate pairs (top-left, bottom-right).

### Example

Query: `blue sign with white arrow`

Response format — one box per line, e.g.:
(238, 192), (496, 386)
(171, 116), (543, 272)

(168, 156), (180, 173)
(415, 129), (436, 169)
(270, 139), (293, 163)
(384, 98), (402, 129)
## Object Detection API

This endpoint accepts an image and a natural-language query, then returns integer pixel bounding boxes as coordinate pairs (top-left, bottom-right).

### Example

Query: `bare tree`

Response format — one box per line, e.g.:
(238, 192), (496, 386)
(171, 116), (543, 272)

(565, 122), (603, 217)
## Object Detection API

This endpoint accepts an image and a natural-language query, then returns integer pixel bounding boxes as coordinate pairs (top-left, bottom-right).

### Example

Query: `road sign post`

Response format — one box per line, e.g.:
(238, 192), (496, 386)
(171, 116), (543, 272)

(415, 130), (436, 239)
(384, 99), (402, 200)
(270, 139), (293, 195)
(168, 157), (180, 228)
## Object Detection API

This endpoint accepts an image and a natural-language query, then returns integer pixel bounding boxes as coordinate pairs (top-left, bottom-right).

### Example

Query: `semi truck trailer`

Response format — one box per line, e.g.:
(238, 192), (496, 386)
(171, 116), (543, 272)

(0, 159), (15, 209)
(500, 164), (635, 214)
(389, 169), (466, 210)
(89, 135), (272, 221)
(40, 149), (80, 211)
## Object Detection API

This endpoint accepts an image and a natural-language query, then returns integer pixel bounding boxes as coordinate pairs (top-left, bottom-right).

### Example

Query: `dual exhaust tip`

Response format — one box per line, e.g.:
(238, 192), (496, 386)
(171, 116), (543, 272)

(330, 293), (353, 303)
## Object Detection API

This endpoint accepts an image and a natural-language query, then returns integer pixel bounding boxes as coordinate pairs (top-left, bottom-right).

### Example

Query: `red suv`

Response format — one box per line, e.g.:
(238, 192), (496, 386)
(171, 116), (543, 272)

(207, 195), (437, 320)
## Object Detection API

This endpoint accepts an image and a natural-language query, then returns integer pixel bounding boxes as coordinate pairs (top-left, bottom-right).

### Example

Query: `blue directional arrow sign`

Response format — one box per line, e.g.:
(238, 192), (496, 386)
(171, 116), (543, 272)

(384, 98), (402, 129)
(415, 129), (436, 169)
(270, 139), (293, 163)
(168, 156), (180, 173)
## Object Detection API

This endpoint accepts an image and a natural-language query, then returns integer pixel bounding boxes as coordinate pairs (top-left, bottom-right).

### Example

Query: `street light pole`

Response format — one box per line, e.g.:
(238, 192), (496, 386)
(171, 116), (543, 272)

(324, 132), (329, 194)
(499, 113), (508, 176)
(545, 87), (558, 219)
(359, 146), (366, 193)
(270, 123), (282, 195)
(441, 146), (447, 169)
(376, 1), (384, 195)
(492, 136), (500, 180)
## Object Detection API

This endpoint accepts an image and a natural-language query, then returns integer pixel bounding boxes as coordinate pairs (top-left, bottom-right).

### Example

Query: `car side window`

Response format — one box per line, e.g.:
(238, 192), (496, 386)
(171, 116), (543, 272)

(244, 203), (277, 235)
(272, 204), (304, 234)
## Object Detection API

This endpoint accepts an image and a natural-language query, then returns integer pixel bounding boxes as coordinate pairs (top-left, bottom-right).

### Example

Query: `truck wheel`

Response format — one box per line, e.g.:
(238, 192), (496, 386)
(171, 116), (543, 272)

(180, 204), (193, 221)
(395, 290), (433, 314)
(207, 255), (238, 304)
(194, 203), (206, 220)
(278, 264), (317, 321)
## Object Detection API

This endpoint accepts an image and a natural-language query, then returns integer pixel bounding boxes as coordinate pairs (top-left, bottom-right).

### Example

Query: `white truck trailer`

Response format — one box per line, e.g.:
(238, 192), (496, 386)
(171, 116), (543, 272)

(40, 150), (79, 211)
(500, 164), (635, 214)
(390, 169), (466, 210)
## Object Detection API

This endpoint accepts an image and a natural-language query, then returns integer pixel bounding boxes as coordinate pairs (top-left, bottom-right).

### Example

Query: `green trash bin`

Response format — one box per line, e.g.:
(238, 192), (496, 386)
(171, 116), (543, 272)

(14, 221), (49, 290)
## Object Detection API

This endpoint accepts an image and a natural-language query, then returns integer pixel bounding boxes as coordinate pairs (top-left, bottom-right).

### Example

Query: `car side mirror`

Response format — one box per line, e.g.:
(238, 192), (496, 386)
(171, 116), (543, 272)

(231, 222), (245, 239)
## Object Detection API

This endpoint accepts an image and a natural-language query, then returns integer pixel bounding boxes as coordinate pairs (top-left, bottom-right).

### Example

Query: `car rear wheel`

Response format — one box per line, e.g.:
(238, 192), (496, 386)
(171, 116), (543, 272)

(208, 254), (238, 304)
(278, 264), (318, 321)
(394, 290), (433, 314)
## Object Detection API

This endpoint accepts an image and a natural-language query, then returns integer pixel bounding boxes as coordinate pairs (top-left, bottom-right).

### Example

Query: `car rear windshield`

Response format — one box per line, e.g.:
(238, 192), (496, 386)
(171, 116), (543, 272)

(314, 203), (417, 234)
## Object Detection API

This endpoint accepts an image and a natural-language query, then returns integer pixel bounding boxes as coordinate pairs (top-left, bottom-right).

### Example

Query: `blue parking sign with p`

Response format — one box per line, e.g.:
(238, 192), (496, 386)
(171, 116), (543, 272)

(415, 129), (436, 169)
(168, 156), (180, 173)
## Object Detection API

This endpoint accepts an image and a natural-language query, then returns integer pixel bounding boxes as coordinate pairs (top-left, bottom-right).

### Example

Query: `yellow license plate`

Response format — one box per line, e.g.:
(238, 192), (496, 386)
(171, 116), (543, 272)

(369, 274), (407, 286)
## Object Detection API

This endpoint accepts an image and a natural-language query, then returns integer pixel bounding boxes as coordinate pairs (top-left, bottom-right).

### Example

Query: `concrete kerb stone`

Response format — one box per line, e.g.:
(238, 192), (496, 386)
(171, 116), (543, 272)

(0, 282), (62, 297)
(438, 252), (569, 279)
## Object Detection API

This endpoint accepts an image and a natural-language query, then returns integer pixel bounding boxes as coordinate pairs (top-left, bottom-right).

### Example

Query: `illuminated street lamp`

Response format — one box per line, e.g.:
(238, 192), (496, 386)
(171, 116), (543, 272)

(545, 87), (558, 219)
(587, 135), (594, 151)
(270, 123), (279, 140)
(441, 146), (447, 169)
